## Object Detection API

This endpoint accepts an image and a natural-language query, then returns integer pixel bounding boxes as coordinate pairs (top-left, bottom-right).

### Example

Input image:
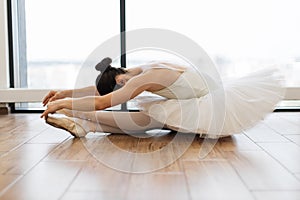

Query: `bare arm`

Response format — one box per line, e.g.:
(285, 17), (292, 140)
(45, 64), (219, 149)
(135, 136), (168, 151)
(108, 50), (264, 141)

(66, 86), (100, 98)
(41, 74), (151, 118)
(78, 69), (177, 110)
(41, 69), (176, 118)
(42, 86), (99, 106)
(95, 73), (153, 110)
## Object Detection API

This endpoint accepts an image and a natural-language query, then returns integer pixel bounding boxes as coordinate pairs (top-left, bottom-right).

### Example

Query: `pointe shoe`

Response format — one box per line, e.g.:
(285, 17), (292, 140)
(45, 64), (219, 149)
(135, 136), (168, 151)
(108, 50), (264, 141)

(46, 116), (87, 137)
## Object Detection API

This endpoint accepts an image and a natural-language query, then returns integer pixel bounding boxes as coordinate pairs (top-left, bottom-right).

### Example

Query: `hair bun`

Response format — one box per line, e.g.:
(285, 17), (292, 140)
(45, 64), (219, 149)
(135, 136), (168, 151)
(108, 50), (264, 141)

(95, 57), (112, 72)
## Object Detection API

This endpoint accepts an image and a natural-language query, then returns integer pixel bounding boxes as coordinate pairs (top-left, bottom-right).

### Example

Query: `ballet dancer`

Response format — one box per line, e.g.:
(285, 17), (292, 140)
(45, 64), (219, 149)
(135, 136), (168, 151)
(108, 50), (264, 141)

(41, 57), (284, 138)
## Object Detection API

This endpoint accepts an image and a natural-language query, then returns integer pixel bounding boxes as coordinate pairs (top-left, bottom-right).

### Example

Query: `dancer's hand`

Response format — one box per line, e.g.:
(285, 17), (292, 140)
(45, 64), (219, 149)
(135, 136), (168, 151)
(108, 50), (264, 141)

(41, 99), (68, 119)
(43, 90), (69, 106)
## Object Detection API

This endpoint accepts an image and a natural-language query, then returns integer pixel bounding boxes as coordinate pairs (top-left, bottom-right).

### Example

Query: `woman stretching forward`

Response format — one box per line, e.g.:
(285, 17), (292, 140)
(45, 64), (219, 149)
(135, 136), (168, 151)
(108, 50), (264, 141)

(41, 57), (284, 138)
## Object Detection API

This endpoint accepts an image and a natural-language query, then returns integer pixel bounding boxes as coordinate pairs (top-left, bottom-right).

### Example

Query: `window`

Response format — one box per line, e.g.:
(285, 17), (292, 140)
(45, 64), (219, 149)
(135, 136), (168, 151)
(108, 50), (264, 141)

(127, 0), (300, 84)
(8, 0), (300, 111)
(10, 0), (120, 110)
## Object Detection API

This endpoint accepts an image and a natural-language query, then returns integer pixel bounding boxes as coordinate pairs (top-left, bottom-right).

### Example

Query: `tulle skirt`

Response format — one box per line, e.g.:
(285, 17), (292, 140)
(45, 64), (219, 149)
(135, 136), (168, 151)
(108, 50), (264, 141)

(134, 67), (285, 138)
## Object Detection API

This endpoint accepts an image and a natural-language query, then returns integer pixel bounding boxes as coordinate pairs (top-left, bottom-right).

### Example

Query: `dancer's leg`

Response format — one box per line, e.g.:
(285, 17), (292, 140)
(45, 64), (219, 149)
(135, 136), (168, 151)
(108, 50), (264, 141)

(46, 115), (126, 137)
(57, 109), (164, 131)
(94, 111), (164, 130)
(72, 117), (126, 134)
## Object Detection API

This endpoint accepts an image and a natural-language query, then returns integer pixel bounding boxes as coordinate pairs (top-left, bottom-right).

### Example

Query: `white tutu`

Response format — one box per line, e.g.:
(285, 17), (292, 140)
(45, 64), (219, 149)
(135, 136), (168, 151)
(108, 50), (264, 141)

(134, 67), (285, 138)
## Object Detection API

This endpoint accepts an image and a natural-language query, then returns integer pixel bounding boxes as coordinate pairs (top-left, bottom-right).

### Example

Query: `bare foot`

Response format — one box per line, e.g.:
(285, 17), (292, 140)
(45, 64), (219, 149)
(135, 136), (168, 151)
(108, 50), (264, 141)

(46, 115), (87, 137)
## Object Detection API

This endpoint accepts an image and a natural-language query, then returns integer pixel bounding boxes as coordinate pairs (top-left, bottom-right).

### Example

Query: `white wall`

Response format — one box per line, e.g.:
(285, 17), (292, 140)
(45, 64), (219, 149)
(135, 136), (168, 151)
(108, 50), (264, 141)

(0, 0), (9, 89)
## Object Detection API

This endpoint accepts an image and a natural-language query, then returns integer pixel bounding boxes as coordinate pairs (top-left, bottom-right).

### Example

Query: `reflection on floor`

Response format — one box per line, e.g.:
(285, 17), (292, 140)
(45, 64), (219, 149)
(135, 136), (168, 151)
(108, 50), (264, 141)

(0, 112), (299, 200)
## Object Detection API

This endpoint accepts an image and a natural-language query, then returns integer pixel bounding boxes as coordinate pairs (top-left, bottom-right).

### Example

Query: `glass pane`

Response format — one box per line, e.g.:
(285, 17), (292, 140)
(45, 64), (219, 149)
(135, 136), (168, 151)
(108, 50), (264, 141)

(19, 0), (120, 89)
(127, 0), (300, 87)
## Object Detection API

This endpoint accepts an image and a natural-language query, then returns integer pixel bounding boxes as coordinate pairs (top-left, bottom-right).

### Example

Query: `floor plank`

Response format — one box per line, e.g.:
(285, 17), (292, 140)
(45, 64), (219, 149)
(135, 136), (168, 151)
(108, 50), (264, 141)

(183, 160), (254, 200)
(11, 117), (48, 133)
(222, 151), (300, 190)
(253, 191), (300, 200)
(181, 137), (225, 161)
(258, 142), (300, 173)
(44, 138), (91, 161)
(61, 192), (114, 200)
(0, 133), (13, 141)
(127, 173), (189, 200)
(67, 157), (130, 199)
(132, 133), (184, 173)
(0, 174), (20, 192)
(263, 115), (300, 135)
(276, 113), (300, 126)
(0, 144), (57, 174)
(244, 123), (289, 142)
(0, 115), (37, 133)
(26, 126), (71, 144)
(0, 161), (82, 200)
(0, 132), (38, 151)
(81, 134), (139, 173)
(217, 134), (261, 151)
(284, 135), (300, 146)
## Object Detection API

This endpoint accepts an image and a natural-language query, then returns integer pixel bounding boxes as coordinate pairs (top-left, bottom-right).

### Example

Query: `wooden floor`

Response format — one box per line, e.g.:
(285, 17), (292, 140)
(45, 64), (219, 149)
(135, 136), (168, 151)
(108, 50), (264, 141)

(0, 112), (300, 200)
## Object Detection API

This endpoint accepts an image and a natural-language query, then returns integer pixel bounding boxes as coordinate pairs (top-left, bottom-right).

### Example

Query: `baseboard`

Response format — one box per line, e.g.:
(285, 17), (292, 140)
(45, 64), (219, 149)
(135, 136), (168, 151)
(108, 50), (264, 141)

(0, 105), (10, 115)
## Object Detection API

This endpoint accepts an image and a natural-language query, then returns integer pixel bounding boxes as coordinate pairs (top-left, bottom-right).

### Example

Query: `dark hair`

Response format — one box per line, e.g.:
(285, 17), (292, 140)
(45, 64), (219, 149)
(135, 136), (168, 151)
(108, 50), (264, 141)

(95, 57), (126, 95)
